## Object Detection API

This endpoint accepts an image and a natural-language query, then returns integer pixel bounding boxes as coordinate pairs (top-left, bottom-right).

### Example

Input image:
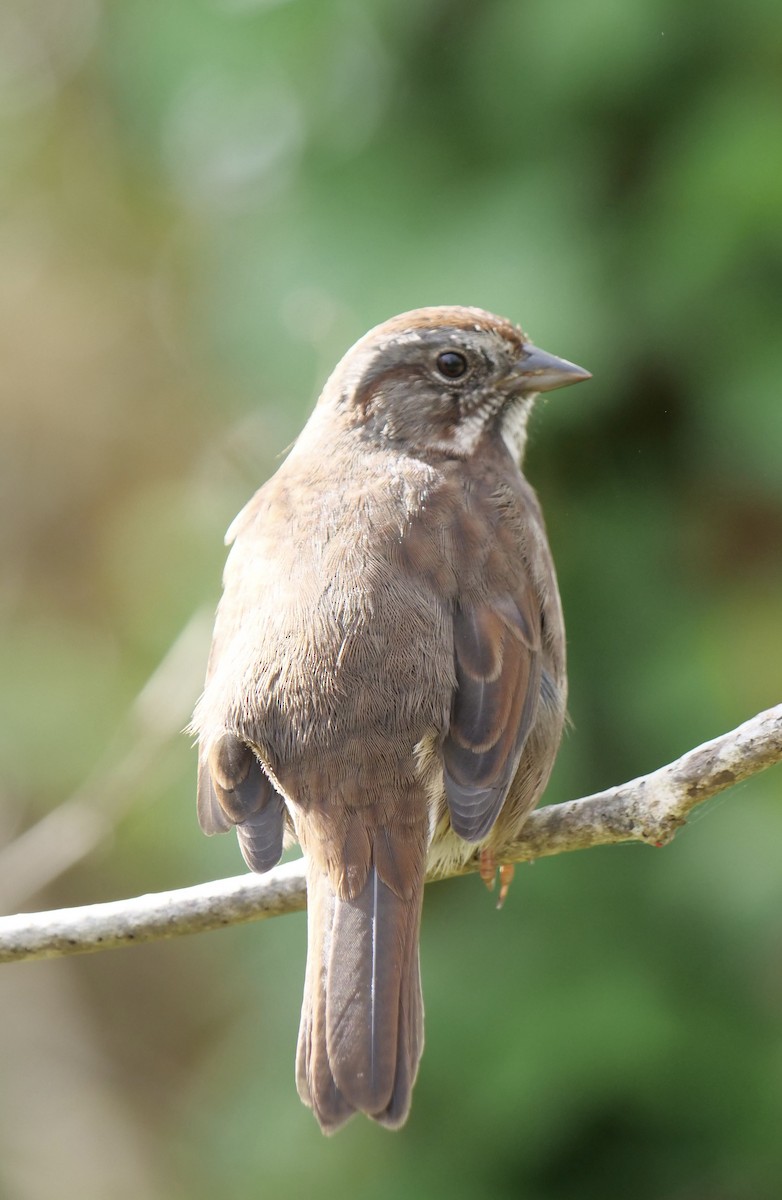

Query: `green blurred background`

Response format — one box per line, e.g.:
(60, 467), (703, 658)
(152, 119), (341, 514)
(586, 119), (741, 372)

(1, 0), (781, 1196)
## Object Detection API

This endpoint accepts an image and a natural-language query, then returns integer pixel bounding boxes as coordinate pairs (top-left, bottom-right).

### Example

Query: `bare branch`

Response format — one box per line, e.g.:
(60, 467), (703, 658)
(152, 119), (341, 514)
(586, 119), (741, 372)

(1, 704), (780, 966)
(493, 701), (782, 861)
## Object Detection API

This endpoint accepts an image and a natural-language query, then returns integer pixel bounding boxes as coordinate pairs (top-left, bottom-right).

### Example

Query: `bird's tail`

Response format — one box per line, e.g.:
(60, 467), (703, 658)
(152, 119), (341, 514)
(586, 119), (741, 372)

(295, 841), (425, 1133)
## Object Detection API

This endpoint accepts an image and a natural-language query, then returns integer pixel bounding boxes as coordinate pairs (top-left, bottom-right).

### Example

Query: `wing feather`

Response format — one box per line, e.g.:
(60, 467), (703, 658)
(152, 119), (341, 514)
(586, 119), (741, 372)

(443, 588), (541, 842)
(197, 732), (286, 874)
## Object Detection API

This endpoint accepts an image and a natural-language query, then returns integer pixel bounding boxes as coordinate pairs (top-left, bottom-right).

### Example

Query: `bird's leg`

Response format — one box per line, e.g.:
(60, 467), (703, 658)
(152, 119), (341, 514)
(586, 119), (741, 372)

(478, 850), (515, 909)
(479, 848), (496, 892)
(497, 864), (515, 909)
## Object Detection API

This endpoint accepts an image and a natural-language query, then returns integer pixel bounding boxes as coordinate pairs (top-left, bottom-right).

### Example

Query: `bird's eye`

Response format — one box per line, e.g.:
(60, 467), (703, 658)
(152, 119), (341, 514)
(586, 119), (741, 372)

(435, 351), (468, 380)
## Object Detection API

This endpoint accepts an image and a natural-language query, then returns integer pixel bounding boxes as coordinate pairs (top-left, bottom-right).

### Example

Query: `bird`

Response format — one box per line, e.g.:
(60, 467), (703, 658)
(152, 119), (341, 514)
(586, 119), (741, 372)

(191, 305), (590, 1133)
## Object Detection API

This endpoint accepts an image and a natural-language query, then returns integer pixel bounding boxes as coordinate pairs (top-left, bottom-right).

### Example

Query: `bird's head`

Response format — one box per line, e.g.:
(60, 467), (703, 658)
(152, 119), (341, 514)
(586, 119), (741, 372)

(319, 305), (590, 461)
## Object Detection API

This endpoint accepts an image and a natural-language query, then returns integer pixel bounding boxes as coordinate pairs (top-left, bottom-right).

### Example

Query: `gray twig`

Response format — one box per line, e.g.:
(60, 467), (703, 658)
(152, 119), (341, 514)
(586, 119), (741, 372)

(1, 704), (780, 965)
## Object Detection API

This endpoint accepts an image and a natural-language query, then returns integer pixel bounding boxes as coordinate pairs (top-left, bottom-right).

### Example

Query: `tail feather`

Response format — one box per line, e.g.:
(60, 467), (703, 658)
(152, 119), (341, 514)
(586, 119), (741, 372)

(296, 854), (425, 1133)
(296, 879), (355, 1131)
(373, 925), (423, 1128)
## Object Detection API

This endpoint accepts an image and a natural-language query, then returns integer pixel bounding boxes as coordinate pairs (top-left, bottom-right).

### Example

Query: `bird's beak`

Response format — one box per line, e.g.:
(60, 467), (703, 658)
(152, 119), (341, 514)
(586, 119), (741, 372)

(512, 344), (592, 393)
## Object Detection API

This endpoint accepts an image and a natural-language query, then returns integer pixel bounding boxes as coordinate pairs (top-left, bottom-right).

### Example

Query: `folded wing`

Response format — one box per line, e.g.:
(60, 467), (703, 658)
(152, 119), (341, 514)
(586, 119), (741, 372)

(443, 589), (541, 842)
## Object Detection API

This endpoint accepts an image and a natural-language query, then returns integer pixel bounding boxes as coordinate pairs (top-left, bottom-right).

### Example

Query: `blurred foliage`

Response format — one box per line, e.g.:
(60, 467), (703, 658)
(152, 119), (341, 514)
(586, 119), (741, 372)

(1, 0), (781, 1197)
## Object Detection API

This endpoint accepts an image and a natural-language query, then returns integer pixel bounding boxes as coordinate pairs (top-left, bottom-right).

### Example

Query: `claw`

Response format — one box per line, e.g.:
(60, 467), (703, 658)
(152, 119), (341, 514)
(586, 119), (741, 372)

(497, 863), (515, 909)
(478, 852), (515, 907)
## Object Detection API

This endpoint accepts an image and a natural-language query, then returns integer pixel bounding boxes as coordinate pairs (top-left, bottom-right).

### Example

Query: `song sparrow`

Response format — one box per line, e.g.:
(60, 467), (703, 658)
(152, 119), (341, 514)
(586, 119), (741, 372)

(192, 306), (590, 1132)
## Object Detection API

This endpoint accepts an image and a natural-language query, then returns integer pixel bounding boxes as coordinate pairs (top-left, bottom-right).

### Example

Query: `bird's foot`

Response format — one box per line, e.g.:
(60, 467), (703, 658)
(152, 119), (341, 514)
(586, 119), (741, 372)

(479, 850), (515, 909)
